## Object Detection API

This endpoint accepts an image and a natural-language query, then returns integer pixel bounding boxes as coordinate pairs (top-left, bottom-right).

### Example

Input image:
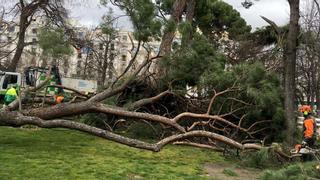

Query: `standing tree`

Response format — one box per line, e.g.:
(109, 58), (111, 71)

(94, 9), (118, 87)
(158, 0), (187, 56)
(1, 0), (68, 71)
(241, 0), (301, 145)
(38, 26), (73, 67)
(284, 0), (300, 145)
(296, 0), (320, 109)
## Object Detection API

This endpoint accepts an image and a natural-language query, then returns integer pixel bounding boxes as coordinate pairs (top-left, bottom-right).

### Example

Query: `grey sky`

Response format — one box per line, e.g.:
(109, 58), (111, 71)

(69, 0), (290, 30)
(224, 0), (290, 30)
(67, 0), (131, 29)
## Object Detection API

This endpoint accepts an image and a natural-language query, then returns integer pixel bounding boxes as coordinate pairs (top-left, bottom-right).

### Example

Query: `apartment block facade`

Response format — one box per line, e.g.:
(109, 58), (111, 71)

(0, 18), (160, 85)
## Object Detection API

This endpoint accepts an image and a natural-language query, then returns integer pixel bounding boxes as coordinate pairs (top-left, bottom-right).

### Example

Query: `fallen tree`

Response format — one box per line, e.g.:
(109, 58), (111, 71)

(0, 108), (293, 159)
(0, 0), (292, 163)
(0, 51), (291, 160)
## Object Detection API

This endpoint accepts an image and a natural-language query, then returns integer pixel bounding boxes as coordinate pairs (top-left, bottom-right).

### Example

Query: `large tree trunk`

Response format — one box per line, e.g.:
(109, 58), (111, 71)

(155, 0), (187, 77)
(311, 56), (316, 107)
(7, 14), (28, 71)
(316, 60), (320, 114)
(184, 0), (196, 45)
(159, 0), (187, 56)
(284, 0), (300, 145)
(100, 42), (109, 87)
(108, 53), (114, 82)
(6, 0), (51, 71)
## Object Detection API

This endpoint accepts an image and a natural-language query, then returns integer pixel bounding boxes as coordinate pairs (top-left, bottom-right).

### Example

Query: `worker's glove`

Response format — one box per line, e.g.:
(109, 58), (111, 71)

(301, 141), (307, 147)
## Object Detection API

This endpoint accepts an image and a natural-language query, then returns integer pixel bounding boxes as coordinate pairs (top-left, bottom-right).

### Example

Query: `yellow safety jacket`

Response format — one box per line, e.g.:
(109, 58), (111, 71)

(4, 87), (17, 105)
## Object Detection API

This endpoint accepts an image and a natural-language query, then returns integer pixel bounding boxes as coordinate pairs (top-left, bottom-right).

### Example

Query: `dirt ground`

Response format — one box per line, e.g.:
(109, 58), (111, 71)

(203, 163), (261, 180)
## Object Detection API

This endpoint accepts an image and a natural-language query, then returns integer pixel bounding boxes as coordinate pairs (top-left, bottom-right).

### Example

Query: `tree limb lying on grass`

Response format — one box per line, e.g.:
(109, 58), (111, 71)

(0, 83), (292, 160)
(0, 110), (294, 160)
(0, 45), (290, 162)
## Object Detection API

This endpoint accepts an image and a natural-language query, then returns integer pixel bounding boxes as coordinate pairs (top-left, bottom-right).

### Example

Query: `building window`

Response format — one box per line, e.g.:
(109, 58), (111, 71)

(111, 43), (115, 50)
(32, 28), (37, 34)
(122, 35), (127, 41)
(77, 60), (81, 68)
(154, 47), (160, 53)
(7, 36), (12, 42)
(32, 38), (37, 43)
(122, 55), (126, 61)
(121, 55), (126, 67)
(8, 26), (15, 33)
(99, 43), (103, 50)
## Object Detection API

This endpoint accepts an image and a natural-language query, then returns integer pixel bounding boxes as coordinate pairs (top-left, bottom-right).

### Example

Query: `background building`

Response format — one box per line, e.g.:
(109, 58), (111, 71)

(0, 18), (161, 86)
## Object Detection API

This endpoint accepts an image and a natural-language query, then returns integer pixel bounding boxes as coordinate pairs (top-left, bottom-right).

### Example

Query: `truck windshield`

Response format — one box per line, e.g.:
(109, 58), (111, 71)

(2, 74), (18, 89)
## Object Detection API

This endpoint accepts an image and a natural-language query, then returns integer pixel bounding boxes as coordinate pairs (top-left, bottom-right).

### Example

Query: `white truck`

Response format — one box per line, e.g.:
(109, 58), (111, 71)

(61, 78), (97, 94)
(0, 66), (97, 99)
(0, 71), (21, 97)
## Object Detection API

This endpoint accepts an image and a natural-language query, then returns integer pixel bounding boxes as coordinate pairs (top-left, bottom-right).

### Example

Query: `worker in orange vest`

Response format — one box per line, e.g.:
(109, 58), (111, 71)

(54, 94), (65, 104)
(299, 105), (317, 161)
(300, 105), (317, 145)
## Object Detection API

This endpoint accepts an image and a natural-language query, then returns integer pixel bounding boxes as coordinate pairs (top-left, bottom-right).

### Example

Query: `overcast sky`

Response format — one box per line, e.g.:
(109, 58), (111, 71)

(69, 0), (291, 30)
(224, 0), (290, 29)
(0, 0), (295, 30)
(67, 0), (130, 28)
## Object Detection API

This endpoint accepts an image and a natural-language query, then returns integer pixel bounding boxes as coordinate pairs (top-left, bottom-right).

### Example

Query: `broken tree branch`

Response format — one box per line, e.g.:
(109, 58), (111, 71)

(0, 110), (295, 160)
(128, 90), (170, 111)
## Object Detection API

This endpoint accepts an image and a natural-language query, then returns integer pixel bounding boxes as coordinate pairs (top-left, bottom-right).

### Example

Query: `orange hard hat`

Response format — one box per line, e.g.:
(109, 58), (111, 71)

(299, 105), (312, 113)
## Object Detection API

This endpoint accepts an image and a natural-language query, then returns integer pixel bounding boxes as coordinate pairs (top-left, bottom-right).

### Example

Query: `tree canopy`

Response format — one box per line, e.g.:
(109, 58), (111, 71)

(38, 27), (73, 59)
(195, 0), (252, 40)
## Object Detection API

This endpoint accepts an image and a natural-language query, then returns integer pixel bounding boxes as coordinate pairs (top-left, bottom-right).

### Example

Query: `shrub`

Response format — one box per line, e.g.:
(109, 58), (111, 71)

(200, 63), (285, 141)
(261, 162), (320, 180)
(241, 148), (279, 169)
(126, 121), (160, 140)
(76, 113), (113, 130)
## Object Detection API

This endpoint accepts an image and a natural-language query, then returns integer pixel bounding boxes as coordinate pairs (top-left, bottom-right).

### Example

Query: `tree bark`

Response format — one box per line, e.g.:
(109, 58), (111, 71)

(7, 0), (50, 71)
(21, 101), (186, 132)
(159, 0), (187, 56)
(7, 14), (28, 71)
(316, 61), (320, 113)
(284, 0), (300, 145)
(0, 110), (293, 158)
(182, 0), (196, 46)
(100, 41), (110, 87)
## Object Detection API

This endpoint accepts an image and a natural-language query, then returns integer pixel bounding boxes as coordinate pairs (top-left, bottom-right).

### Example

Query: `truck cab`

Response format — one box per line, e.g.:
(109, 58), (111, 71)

(0, 71), (22, 99)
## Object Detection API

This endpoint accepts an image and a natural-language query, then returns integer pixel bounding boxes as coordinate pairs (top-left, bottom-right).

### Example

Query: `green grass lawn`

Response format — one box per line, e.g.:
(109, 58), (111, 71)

(0, 126), (224, 179)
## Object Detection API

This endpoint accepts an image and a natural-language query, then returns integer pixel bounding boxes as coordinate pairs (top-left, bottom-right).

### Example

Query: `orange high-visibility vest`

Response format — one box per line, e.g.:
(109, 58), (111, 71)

(304, 118), (315, 138)
(56, 96), (64, 104)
